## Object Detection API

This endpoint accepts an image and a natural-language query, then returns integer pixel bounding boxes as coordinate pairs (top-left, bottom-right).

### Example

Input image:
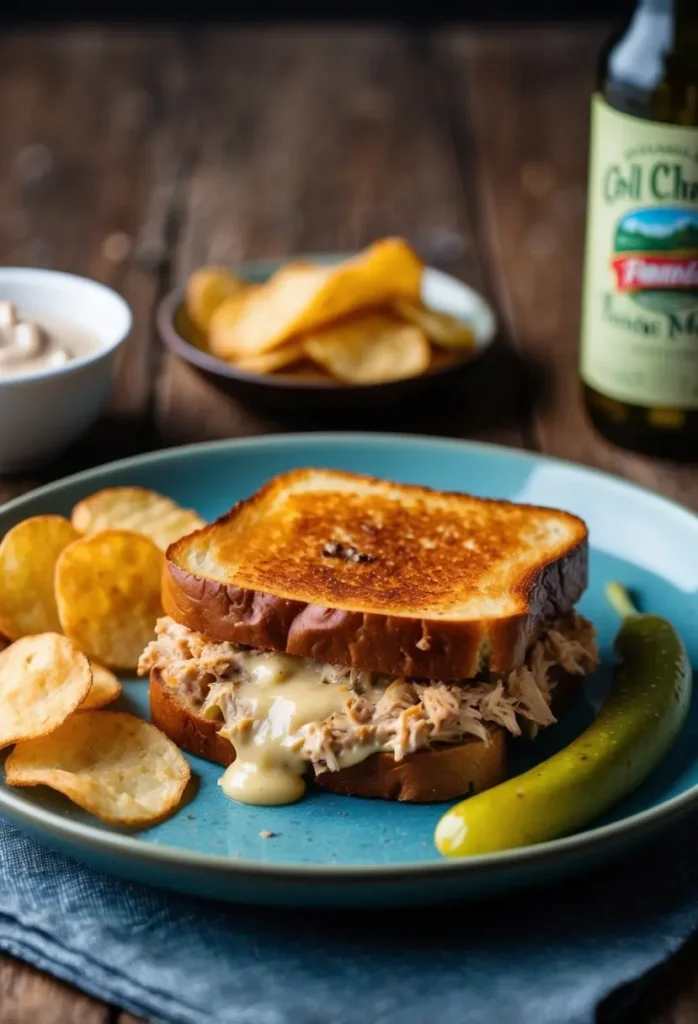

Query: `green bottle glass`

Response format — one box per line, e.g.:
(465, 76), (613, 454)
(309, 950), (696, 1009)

(579, 0), (698, 458)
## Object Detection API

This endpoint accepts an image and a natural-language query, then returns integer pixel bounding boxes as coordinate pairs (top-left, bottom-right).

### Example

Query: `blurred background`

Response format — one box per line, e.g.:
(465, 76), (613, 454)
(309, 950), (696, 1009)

(9, 0), (694, 475)
(3, 1), (631, 22)
(0, 6), (621, 460)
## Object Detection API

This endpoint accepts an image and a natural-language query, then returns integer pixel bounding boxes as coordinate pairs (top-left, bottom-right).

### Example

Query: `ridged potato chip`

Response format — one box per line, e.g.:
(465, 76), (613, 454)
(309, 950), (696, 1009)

(0, 634), (91, 749)
(0, 516), (79, 640)
(303, 314), (430, 384)
(211, 238), (423, 359)
(81, 661), (122, 711)
(5, 710), (191, 825)
(185, 266), (247, 333)
(55, 530), (163, 671)
(392, 297), (475, 351)
(71, 487), (204, 552)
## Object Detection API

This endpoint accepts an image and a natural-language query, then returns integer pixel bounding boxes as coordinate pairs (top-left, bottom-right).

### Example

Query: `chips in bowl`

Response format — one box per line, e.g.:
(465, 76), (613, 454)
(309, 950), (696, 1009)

(235, 340), (306, 375)
(392, 298), (475, 350)
(209, 238), (423, 360)
(0, 634), (92, 749)
(55, 530), (164, 671)
(208, 283), (261, 340)
(5, 710), (191, 825)
(304, 314), (431, 384)
(187, 237), (476, 385)
(185, 266), (247, 333)
(0, 515), (79, 640)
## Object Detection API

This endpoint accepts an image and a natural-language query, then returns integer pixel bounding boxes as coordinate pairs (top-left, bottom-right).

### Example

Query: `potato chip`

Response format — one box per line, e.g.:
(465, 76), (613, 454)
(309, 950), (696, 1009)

(393, 297), (475, 351)
(303, 314), (431, 384)
(71, 487), (204, 552)
(5, 710), (191, 825)
(0, 634), (91, 749)
(235, 340), (306, 375)
(209, 262), (326, 359)
(0, 516), (79, 640)
(208, 283), (260, 342)
(210, 238), (423, 359)
(55, 530), (163, 671)
(185, 266), (247, 333)
(81, 661), (122, 710)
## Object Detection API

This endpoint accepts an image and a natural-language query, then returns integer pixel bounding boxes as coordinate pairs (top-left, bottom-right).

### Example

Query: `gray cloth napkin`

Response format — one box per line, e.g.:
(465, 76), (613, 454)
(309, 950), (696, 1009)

(0, 817), (695, 1024)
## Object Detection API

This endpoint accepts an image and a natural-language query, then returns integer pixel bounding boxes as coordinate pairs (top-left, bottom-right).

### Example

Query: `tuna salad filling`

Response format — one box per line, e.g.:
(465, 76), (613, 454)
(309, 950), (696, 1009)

(139, 614), (599, 772)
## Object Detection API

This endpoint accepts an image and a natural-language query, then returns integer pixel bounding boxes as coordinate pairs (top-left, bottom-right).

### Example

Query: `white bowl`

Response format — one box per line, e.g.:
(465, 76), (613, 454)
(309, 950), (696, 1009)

(0, 268), (132, 474)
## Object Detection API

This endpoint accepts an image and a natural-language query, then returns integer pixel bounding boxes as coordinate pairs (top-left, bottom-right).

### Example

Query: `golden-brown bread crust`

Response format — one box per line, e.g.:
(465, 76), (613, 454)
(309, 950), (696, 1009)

(164, 469), (588, 679)
(312, 730), (507, 802)
(149, 670), (235, 767)
(148, 669), (506, 802)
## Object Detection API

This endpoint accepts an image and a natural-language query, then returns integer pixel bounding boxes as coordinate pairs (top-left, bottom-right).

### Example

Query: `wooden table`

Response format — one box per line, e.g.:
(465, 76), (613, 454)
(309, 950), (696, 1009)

(1, 22), (697, 1023)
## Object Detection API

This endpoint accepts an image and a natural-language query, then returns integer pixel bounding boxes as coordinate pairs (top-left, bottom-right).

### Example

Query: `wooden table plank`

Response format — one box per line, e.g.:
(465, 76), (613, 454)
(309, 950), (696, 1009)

(440, 26), (698, 510)
(155, 26), (529, 448)
(0, 29), (191, 501)
(0, 954), (110, 1024)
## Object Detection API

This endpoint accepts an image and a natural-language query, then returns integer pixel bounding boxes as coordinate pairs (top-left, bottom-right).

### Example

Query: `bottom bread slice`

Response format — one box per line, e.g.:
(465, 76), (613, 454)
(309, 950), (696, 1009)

(149, 669), (507, 802)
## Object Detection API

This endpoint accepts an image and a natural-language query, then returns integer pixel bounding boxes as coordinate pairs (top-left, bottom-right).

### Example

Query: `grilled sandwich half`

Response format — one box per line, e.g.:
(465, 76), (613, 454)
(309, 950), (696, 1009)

(139, 469), (598, 805)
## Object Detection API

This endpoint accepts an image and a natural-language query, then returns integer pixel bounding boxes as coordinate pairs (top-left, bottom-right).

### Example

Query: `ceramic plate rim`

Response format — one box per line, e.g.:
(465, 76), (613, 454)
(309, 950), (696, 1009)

(1, 431), (697, 884)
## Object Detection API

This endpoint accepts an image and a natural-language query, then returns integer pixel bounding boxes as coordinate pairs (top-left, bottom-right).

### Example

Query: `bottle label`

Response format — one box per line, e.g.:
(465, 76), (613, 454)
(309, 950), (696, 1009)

(580, 93), (698, 408)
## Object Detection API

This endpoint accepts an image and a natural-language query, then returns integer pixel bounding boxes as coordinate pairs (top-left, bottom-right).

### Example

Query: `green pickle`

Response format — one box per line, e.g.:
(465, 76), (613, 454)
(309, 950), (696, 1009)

(434, 584), (692, 858)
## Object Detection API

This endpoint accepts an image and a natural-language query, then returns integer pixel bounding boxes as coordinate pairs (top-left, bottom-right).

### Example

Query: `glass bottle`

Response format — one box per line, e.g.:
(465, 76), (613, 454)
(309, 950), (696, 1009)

(579, 0), (698, 458)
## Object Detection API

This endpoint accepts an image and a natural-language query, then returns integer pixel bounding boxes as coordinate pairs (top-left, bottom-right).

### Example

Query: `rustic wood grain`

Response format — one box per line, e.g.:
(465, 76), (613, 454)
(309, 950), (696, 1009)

(441, 26), (698, 511)
(155, 26), (528, 447)
(0, 29), (190, 499)
(0, 954), (110, 1023)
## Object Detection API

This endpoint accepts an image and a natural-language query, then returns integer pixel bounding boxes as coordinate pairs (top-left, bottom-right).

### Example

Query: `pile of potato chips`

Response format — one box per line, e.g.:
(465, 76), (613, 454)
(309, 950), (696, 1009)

(0, 487), (205, 826)
(184, 237), (475, 384)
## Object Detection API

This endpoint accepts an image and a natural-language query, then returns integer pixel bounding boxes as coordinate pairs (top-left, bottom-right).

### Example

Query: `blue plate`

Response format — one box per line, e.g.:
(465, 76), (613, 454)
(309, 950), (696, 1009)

(0, 433), (696, 907)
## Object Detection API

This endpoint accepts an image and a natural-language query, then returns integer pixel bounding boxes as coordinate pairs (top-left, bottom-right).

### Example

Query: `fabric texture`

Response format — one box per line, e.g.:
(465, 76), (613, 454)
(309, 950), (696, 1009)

(0, 817), (695, 1024)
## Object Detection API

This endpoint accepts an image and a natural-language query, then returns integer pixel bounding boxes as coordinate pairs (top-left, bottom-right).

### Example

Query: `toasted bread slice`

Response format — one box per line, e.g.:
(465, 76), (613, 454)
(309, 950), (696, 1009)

(311, 731), (507, 802)
(148, 670), (506, 802)
(149, 670), (235, 768)
(164, 469), (587, 679)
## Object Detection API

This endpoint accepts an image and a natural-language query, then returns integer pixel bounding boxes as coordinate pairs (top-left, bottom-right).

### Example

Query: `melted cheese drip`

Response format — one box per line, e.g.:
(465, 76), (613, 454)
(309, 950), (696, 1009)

(219, 651), (365, 805)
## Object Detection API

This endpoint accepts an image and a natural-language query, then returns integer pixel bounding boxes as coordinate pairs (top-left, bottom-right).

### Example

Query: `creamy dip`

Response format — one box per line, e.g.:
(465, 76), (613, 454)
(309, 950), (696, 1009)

(0, 301), (99, 377)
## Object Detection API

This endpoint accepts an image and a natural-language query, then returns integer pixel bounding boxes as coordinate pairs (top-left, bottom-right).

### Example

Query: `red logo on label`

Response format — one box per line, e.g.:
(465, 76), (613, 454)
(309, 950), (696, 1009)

(611, 254), (698, 291)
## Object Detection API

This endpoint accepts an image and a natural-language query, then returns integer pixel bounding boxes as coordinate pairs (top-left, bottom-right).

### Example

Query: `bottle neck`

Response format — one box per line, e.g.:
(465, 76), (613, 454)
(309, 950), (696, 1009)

(607, 1), (674, 91)
(638, 0), (670, 12)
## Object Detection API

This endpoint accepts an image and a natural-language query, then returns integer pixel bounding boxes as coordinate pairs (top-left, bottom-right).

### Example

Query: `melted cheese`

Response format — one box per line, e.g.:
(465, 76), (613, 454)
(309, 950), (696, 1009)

(219, 651), (360, 805)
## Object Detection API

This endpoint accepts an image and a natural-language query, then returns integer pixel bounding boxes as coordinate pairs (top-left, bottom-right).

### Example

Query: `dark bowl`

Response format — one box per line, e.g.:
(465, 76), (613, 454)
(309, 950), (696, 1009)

(157, 256), (497, 423)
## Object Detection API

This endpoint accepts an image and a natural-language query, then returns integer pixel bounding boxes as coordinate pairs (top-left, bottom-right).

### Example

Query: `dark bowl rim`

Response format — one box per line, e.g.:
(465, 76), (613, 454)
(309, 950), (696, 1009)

(156, 262), (496, 393)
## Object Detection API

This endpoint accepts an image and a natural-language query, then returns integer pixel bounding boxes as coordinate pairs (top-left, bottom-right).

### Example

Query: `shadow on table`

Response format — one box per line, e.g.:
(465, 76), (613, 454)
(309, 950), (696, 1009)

(43, 415), (161, 485)
(409, 339), (543, 442)
(597, 930), (698, 1023)
(37, 339), (545, 489)
(191, 338), (544, 441)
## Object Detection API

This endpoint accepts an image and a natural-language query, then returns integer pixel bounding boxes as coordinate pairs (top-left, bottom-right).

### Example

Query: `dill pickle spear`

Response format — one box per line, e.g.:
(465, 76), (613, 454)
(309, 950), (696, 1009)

(435, 584), (692, 858)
